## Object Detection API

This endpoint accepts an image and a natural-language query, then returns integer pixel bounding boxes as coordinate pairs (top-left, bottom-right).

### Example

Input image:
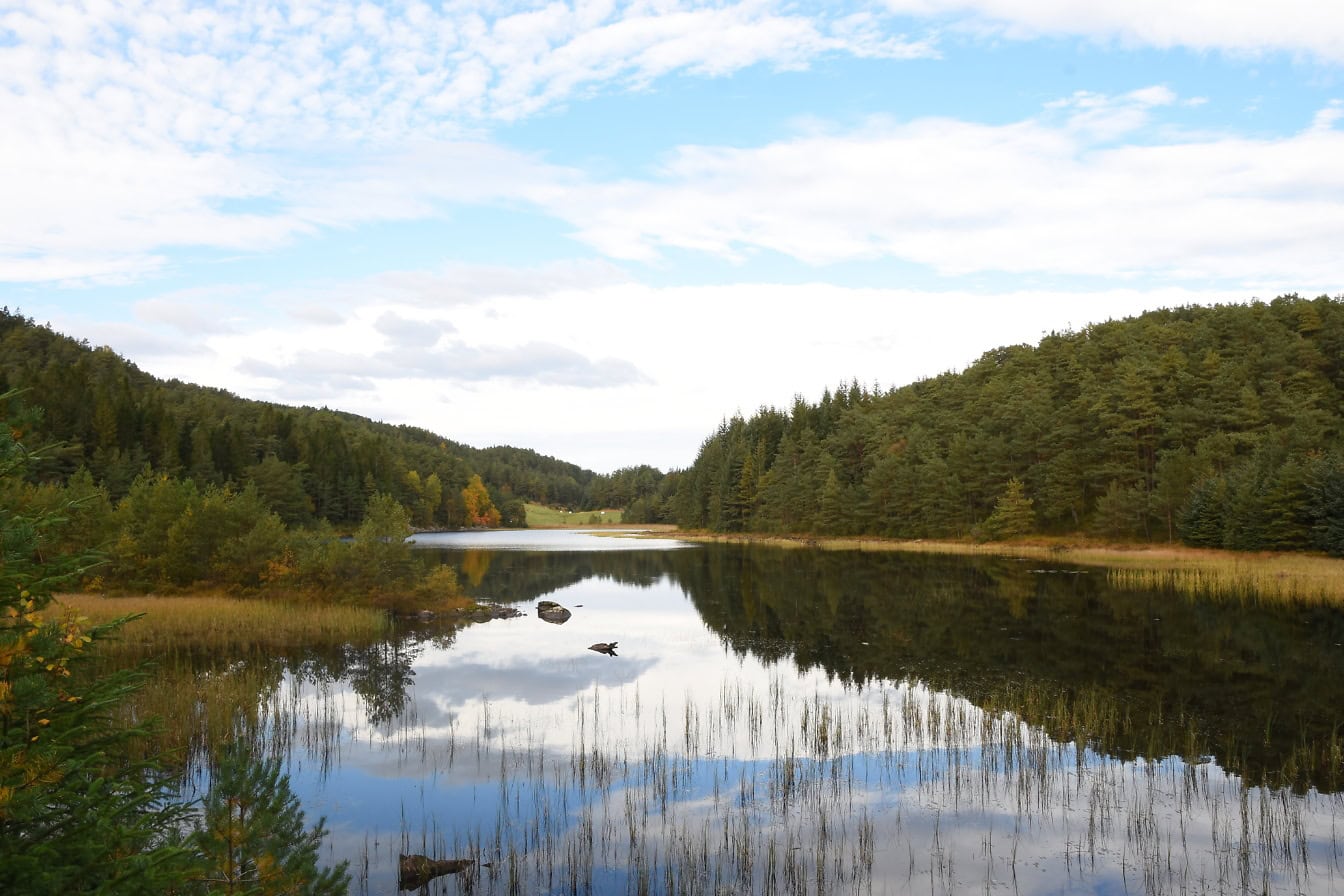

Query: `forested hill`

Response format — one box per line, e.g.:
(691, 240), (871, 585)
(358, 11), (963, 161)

(0, 308), (601, 527)
(674, 294), (1344, 554)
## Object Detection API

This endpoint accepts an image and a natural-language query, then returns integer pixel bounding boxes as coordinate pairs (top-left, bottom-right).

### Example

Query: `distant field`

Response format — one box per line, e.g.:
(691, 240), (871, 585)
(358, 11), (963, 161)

(525, 503), (624, 527)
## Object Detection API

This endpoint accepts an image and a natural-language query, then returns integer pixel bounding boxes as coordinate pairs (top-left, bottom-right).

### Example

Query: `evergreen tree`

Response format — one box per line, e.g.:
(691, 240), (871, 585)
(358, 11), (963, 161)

(0, 391), (195, 894)
(189, 749), (349, 895)
(983, 478), (1035, 541)
(1308, 453), (1344, 556)
(244, 456), (313, 526)
(817, 467), (848, 535)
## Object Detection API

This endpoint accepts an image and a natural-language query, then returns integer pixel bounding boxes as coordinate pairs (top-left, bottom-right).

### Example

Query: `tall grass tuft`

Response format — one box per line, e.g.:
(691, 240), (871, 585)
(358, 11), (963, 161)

(678, 533), (1344, 605)
(56, 592), (390, 657)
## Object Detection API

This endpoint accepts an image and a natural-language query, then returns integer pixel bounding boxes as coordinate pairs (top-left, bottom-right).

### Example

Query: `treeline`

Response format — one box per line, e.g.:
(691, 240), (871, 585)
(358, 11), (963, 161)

(5, 458), (460, 608)
(674, 294), (1344, 554)
(587, 463), (679, 523)
(2, 399), (353, 894)
(0, 308), (663, 528)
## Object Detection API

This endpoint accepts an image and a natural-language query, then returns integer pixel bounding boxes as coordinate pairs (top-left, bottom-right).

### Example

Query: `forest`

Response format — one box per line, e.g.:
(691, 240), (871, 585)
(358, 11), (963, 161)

(672, 294), (1344, 555)
(7, 296), (1344, 574)
(0, 308), (677, 529)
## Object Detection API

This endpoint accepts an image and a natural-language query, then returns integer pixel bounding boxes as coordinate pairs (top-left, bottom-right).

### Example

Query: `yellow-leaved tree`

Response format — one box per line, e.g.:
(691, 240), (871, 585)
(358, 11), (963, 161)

(461, 474), (501, 528)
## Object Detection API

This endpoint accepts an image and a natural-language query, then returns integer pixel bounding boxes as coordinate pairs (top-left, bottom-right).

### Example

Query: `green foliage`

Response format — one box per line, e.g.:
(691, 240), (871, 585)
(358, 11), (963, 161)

(0, 308), (612, 528)
(588, 464), (673, 521)
(243, 456), (313, 526)
(498, 496), (528, 527)
(983, 478), (1035, 541)
(674, 295), (1344, 551)
(0, 392), (195, 894)
(105, 475), (290, 591)
(1308, 454), (1344, 556)
(189, 749), (349, 895)
(1091, 480), (1150, 539)
(355, 491), (412, 543)
(0, 392), (355, 894)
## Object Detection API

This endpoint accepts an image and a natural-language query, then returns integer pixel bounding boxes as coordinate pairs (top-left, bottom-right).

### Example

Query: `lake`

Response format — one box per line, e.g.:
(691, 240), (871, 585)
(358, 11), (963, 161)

(178, 530), (1344, 894)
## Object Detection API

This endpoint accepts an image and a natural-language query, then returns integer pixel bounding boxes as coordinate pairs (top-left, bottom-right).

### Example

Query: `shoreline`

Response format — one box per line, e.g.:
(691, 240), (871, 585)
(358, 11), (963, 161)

(668, 530), (1344, 605)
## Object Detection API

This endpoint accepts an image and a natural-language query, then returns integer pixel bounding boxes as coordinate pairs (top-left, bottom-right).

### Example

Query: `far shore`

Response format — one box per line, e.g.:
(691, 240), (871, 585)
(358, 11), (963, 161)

(668, 530), (1344, 605)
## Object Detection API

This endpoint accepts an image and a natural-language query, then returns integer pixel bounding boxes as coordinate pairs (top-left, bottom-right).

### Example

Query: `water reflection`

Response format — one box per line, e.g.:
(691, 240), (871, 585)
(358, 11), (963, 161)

(177, 535), (1344, 894)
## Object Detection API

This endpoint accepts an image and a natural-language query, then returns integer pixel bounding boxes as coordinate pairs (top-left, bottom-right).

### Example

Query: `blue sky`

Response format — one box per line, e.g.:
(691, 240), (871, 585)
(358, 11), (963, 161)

(3, 1), (1342, 473)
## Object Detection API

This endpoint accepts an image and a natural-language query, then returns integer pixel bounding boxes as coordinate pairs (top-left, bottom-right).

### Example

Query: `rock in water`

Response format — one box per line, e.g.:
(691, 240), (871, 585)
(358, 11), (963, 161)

(588, 641), (618, 656)
(537, 600), (572, 624)
(398, 854), (474, 890)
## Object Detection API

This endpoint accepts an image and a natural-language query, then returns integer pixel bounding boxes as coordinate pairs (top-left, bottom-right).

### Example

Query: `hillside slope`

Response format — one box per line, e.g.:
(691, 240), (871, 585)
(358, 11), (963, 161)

(674, 294), (1344, 553)
(0, 309), (598, 527)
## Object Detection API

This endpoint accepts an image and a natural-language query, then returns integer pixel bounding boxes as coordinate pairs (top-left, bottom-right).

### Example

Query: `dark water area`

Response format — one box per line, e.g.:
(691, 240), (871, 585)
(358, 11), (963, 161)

(188, 531), (1344, 894)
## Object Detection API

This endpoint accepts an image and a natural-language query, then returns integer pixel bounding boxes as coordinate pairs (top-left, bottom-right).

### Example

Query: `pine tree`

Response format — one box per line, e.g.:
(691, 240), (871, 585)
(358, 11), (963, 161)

(1, 391), (195, 894)
(1308, 454), (1344, 556)
(984, 478), (1034, 541)
(191, 748), (349, 895)
(817, 467), (848, 535)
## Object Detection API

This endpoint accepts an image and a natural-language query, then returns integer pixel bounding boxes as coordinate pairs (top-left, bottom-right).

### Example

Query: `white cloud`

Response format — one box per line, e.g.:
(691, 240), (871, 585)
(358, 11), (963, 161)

(0, 126), (294, 282)
(1, 2), (932, 283)
(373, 311), (455, 349)
(136, 293), (246, 335)
(1, 2), (924, 151)
(37, 280), (1278, 473)
(6, 4), (1343, 290)
(882, 0), (1344, 62)
(381, 259), (631, 299)
(9, 72), (1344, 289)
(541, 95), (1344, 283)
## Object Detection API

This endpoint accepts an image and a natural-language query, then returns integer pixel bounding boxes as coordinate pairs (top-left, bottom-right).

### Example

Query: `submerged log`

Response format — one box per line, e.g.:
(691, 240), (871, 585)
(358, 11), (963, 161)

(398, 853), (475, 890)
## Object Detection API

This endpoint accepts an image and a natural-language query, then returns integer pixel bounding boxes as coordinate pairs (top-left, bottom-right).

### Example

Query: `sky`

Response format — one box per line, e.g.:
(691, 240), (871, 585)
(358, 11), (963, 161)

(3, 1), (1343, 474)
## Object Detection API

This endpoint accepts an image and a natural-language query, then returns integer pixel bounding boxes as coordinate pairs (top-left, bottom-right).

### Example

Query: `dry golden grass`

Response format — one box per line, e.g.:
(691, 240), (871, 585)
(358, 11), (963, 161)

(56, 591), (391, 655)
(675, 532), (1344, 605)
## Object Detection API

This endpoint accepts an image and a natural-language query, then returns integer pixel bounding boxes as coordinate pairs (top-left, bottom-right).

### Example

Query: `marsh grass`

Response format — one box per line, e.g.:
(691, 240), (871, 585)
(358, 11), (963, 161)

(123, 658), (288, 768)
(56, 592), (391, 657)
(678, 533), (1344, 605)
(52, 592), (377, 767)
(1101, 556), (1344, 606)
(291, 670), (1344, 896)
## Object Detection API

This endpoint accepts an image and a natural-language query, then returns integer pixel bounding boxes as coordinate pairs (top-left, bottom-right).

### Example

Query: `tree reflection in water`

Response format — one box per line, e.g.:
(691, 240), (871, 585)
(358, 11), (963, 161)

(136, 535), (1344, 894)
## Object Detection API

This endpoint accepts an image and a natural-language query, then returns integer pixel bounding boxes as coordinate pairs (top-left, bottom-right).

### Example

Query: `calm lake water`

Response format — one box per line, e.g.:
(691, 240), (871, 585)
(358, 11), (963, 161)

(196, 530), (1344, 895)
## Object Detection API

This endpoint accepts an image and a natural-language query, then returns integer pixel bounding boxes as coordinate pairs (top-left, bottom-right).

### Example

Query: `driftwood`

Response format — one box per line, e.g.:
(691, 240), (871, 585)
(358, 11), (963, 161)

(398, 853), (475, 890)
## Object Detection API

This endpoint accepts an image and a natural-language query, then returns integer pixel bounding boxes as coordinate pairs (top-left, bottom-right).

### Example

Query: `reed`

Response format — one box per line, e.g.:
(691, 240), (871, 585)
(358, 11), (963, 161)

(1102, 558), (1344, 606)
(123, 658), (290, 767)
(82, 580), (1342, 892)
(306, 670), (1342, 896)
(677, 533), (1344, 605)
(56, 592), (391, 656)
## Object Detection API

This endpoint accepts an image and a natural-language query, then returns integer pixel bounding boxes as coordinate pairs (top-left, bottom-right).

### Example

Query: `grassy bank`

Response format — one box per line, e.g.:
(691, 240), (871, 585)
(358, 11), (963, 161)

(524, 502), (624, 527)
(56, 592), (393, 656)
(674, 532), (1344, 606)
